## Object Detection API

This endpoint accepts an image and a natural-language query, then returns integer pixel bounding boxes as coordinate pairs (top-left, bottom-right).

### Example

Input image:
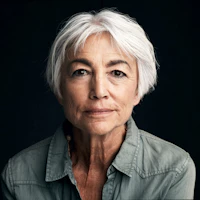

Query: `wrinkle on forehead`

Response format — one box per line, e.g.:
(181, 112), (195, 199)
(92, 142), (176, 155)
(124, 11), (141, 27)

(65, 32), (135, 63)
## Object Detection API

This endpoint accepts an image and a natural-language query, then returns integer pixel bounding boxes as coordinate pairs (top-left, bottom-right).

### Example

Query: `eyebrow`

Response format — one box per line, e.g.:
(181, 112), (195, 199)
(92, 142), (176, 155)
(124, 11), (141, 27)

(107, 60), (130, 68)
(68, 58), (130, 68)
(69, 58), (93, 67)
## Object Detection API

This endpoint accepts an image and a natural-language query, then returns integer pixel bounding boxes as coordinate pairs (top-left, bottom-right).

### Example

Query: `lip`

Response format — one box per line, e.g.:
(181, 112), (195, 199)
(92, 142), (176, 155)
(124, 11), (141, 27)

(86, 108), (113, 112)
(84, 108), (114, 116)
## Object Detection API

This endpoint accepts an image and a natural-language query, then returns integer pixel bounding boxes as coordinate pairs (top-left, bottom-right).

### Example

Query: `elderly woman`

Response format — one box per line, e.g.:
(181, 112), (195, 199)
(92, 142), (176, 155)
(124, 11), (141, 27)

(1, 9), (195, 200)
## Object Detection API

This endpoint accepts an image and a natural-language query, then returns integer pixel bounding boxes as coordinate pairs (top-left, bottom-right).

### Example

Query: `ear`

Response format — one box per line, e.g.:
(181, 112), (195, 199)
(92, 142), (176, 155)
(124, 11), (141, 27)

(132, 92), (140, 106)
(56, 94), (64, 106)
(56, 81), (64, 106)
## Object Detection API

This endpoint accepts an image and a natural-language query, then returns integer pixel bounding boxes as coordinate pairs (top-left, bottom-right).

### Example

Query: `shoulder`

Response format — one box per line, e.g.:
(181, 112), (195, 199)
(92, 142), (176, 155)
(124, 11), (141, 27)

(1, 136), (52, 184)
(136, 129), (195, 177)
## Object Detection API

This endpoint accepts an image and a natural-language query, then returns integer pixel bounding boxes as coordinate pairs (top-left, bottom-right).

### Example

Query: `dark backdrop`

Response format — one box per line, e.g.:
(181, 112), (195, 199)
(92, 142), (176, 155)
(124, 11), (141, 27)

(1, 0), (198, 199)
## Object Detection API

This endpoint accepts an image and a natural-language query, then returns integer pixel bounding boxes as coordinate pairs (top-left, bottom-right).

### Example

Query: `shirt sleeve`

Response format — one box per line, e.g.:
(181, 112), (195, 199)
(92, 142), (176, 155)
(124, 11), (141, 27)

(1, 159), (16, 200)
(165, 155), (196, 200)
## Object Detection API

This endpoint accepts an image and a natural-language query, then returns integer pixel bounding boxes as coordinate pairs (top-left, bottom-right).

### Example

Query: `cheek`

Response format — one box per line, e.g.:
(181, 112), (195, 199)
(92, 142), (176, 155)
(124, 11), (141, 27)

(62, 83), (87, 110)
(61, 91), (80, 124)
(117, 82), (138, 105)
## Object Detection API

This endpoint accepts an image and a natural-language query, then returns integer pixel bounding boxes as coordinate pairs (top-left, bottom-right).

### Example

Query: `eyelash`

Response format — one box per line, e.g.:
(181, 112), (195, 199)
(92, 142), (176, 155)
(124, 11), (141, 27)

(72, 69), (126, 78)
(72, 69), (89, 77)
(111, 70), (126, 78)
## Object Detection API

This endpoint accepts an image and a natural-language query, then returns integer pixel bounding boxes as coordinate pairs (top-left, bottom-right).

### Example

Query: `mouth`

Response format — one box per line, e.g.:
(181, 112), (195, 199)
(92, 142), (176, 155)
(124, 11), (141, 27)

(84, 108), (114, 117)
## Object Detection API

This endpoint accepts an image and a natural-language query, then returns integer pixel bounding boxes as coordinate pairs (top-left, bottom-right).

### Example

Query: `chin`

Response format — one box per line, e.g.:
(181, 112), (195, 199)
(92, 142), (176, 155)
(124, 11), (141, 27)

(82, 121), (121, 136)
(87, 125), (111, 136)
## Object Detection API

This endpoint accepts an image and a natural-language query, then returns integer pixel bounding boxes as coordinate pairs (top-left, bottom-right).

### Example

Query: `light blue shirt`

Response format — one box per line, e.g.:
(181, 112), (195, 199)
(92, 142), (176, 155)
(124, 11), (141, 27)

(1, 117), (196, 199)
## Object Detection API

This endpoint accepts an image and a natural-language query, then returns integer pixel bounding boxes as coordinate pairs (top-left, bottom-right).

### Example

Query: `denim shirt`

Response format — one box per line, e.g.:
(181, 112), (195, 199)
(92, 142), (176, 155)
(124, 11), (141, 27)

(1, 117), (196, 200)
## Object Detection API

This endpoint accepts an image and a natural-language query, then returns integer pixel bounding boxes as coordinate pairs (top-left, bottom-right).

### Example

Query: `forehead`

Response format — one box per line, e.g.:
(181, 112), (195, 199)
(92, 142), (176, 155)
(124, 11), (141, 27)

(80, 33), (117, 53)
(66, 32), (134, 61)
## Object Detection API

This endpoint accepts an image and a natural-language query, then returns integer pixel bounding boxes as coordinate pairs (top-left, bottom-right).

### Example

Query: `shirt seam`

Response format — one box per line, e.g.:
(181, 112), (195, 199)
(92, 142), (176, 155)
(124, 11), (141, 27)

(8, 158), (15, 197)
(13, 181), (49, 188)
(174, 152), (190, 178)
(133, 163), (185, 178)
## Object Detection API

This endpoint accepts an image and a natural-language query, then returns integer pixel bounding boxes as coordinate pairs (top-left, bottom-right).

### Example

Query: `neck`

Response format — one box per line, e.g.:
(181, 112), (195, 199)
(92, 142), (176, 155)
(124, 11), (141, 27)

(69, 125), (126, 172)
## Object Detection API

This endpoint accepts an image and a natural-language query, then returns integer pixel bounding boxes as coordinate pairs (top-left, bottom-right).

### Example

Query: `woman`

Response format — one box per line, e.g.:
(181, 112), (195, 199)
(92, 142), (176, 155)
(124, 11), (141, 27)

(1, 9), (195, 200)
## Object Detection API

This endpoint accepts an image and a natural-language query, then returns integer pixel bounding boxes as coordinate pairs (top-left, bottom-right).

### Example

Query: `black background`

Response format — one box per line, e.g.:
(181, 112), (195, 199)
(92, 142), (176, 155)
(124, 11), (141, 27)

(0, 0), (198, 199)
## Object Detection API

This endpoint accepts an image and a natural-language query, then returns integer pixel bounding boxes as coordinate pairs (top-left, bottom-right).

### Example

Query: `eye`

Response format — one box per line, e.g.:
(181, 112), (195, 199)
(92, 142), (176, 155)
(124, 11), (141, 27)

(111, 70), (126, 78)
(72, 69), (89, 77)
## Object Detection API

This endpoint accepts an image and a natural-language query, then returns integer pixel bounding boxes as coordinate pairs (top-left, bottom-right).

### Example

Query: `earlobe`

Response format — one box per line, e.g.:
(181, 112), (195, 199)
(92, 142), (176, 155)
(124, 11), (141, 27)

(133, 93), (140, 106)
(56, 83), (64, 106)
(56, 95), (64, 106)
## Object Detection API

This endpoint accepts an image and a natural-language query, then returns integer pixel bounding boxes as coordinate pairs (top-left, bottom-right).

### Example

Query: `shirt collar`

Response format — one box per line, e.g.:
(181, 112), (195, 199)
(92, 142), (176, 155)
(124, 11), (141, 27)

(112, 117), (140, 177)
(45, 117), (140, 182)
(45, 121), (73, 182)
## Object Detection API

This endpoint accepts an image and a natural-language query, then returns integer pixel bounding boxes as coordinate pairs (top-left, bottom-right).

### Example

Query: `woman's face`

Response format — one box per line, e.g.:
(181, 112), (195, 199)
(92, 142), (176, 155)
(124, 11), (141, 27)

(59, 33), (140, 135)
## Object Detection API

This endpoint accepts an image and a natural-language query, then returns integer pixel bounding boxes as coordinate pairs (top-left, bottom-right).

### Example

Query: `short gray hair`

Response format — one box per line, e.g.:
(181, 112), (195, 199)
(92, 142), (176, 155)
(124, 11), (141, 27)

(46, 8), (158, 99)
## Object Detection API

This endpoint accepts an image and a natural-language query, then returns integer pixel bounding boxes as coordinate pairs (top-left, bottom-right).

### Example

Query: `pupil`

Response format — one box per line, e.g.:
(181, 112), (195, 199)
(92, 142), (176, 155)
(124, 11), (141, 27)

(116, 71), (120, 75)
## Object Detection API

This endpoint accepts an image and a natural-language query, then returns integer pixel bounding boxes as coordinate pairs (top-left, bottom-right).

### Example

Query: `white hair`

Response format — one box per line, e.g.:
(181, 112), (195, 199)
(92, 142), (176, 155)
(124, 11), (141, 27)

(46, 8), (158, 99)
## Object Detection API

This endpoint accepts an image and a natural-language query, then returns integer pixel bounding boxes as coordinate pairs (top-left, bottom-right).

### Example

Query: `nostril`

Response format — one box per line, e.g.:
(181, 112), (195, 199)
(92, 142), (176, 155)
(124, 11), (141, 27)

(93, 95), (98, 99)
(88, 75), (109, 100)
(89, 88), (109, 100)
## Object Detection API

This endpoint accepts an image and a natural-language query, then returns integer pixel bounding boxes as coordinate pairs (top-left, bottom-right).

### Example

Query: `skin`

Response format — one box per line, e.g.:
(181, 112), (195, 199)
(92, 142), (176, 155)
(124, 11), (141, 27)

(58, 32), (140, 200)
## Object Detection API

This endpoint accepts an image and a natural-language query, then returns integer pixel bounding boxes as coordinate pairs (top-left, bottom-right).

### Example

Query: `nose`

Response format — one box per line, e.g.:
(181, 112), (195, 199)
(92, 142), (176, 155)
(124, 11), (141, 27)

(89, 75), (109, 100)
